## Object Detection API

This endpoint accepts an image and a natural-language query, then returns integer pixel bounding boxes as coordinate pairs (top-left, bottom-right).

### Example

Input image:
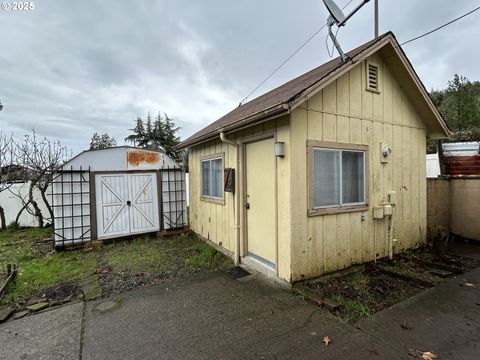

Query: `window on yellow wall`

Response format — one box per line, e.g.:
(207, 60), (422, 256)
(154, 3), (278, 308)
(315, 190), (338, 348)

(313, 148), (365, 207)
(308, 141), (368, 215)
(201, 157), (223, 199)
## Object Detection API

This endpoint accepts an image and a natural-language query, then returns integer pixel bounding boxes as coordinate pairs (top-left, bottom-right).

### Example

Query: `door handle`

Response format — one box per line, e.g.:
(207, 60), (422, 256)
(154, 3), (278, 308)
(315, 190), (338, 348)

(245, 202), (250, 210)
(127, 200), (131, 206)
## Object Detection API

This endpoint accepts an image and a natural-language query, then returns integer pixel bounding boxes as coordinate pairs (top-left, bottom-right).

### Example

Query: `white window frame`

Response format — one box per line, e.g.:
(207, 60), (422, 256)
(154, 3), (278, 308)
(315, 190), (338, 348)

(307, 141), (369, 216)
(200, 153), (224, 203)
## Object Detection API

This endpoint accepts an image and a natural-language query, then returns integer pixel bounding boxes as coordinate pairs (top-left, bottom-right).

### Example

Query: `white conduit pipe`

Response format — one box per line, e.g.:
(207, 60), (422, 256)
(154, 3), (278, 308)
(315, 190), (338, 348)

(388, 207), (395, 260)
(219, 132), (240, 265)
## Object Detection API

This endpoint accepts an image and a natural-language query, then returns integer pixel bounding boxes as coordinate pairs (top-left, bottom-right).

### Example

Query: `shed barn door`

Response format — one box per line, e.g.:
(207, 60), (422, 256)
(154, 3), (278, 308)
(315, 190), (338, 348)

(128, 173), (159, 234)
(96, 174), (130, 239)
(95, 173), (160, 240)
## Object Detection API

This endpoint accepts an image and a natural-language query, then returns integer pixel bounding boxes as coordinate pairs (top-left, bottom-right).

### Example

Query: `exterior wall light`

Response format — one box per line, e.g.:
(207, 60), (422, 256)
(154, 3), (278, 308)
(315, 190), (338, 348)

(274, 141), (285, 158)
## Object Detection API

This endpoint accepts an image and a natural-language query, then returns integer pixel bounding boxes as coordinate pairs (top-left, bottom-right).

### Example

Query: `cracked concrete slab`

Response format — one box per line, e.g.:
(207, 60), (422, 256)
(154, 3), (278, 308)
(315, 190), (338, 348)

(82, 272), (402, 360)
(3, 265), (480, 359)
(0, 302), (84, 360)
(357, 267), (480, 360)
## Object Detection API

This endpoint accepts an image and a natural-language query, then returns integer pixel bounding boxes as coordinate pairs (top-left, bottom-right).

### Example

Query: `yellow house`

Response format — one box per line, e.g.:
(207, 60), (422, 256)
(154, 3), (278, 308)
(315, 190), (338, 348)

(178, 32), (449, 284)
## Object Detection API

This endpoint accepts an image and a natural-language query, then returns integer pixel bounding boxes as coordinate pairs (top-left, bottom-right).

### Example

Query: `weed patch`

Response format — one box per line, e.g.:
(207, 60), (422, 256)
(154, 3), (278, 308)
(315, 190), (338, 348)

(334, 295), (370, 322)
(1, 229), (233, 307)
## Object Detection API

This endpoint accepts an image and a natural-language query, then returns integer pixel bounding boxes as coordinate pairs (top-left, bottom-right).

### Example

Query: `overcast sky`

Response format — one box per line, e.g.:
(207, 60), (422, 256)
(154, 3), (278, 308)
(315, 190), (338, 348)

(0, 0), (478, 154)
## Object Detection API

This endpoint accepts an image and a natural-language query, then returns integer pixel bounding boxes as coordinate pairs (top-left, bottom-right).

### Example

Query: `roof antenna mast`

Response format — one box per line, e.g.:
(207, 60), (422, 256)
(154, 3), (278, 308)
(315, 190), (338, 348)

(323, 0), (371, 63)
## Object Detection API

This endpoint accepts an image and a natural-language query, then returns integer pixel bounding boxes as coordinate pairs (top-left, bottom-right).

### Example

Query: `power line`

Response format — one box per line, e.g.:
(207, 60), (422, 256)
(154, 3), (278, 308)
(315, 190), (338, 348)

(400, 5), (480, 46)
(239, 0), (355, 106)
(239, 2), (480, 106)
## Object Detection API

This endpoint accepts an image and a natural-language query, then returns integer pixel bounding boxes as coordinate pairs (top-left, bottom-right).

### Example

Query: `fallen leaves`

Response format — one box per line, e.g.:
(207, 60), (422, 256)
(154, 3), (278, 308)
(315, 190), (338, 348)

(400, 321), (413, 330)
(96, 266), (112, 275)
(409, 348), (438, 359)
(421, 351), (438, 360)
(322, 335), (332, 347)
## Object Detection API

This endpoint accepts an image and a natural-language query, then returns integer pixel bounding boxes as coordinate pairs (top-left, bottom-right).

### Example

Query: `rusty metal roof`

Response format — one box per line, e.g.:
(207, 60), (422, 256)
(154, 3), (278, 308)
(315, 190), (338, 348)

(178, 33), (393, 149)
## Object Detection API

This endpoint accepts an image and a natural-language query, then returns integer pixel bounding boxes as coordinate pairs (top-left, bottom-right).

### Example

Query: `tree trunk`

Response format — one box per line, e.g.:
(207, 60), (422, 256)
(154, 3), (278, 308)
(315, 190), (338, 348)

(29, 178), (44, 228)
(0, 205), (6, 230)
(15, 201), (29, 225)
(40, 183), (54, 223)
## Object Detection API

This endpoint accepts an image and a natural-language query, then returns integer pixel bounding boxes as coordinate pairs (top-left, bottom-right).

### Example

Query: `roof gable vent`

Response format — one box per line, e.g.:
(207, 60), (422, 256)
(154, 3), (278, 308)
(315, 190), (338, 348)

(366, 62), (379, 93)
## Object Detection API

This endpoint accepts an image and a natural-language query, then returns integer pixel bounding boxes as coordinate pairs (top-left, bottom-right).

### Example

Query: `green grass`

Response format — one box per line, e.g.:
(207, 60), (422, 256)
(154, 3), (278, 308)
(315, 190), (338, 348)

(104, 235), (232, 275)
(0, 227), (54, 267)
(184, 241), (218, 266)
(1, 228), (233, 306)
(403, 249), (415, 258)
(2, 252), (85, 303)
(334, 295), (371, 323)
(0, 227), (86, 304)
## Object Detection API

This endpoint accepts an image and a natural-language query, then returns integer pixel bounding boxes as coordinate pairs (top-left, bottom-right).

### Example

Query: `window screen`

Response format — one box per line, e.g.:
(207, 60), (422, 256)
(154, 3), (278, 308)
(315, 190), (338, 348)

(313, 148), (365, 208)
(342, 151), (365, 204)
(201, 157), (223, 199)
(313, 149), (340, 207)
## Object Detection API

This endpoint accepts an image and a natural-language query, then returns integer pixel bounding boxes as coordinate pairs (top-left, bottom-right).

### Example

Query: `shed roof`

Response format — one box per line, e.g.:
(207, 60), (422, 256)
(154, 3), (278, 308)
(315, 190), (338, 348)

(61, 146), (179, 172)
(178, 32), (449, 149)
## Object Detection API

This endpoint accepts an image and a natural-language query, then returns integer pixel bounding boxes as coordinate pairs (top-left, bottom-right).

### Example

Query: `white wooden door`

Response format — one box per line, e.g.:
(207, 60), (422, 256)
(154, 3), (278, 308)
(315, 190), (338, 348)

(96, 174), (130, 239)
(128, 173), (159, 234)
(95, 173), (160, 239)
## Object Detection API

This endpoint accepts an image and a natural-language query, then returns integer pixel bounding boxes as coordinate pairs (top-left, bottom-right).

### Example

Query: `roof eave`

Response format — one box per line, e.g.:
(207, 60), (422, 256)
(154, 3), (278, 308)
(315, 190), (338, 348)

(176, 103), (289, 149)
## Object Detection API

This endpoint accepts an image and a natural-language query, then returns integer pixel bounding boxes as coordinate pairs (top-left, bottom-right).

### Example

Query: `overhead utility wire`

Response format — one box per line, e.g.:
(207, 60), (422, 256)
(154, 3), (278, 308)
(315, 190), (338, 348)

(399, 5), (480, 46)
(240, 2), (480, 106)
(239, 0), (355, 105)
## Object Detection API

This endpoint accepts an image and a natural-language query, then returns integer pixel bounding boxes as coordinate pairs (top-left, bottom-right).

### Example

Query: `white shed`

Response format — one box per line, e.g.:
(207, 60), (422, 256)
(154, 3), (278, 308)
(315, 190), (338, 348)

(52, 146), (187, 247)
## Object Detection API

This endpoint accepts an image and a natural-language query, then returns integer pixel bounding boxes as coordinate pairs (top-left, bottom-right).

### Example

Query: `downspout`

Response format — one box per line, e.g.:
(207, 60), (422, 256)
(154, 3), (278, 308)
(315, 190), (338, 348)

(220, 132), (240, 265)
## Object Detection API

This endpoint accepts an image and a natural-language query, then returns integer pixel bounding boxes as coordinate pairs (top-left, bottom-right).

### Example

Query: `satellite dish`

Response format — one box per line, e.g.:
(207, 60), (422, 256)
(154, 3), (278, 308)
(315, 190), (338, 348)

(323, 0), (346, 25)
(322, 0), (371, 62)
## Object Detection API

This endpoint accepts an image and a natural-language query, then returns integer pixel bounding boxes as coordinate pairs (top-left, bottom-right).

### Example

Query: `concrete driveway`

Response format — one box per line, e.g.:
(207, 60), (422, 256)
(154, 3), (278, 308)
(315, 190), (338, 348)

(1, 267), (480, 359)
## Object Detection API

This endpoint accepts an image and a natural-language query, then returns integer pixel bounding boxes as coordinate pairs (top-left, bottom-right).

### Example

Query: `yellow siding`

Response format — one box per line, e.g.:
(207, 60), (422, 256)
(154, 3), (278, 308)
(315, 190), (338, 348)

(188, 116), (292, 281)
(190, 54), (430, 283)
(290, 55), (427, 281)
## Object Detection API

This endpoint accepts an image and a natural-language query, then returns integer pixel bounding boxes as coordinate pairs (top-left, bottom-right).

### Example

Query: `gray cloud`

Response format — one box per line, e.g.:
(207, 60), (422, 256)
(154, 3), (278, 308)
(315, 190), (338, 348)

(0, 0), (478, 154)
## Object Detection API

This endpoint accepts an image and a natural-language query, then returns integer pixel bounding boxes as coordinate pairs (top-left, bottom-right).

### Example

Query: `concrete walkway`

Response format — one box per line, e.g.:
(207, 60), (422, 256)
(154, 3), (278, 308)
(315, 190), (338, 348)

(1, 267), (479, 359)
(0, 301), (83, 360)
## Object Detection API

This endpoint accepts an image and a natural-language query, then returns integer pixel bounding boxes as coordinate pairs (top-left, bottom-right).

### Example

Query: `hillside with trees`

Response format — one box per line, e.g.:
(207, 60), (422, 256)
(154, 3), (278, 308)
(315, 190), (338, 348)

(429, 74), (480, 152)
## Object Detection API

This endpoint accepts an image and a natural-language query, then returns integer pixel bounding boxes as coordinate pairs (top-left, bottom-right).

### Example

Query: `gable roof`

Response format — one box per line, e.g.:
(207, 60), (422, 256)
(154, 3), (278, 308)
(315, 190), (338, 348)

(178, 32), (449, 149)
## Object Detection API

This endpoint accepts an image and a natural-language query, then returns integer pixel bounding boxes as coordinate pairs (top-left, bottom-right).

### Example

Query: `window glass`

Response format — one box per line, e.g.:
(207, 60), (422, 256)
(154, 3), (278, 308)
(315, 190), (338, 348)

(201, 157), (223, 199)
(201, 160), (210, 196)
(312, 148), (365, 208)
(342, 151), (365, 204)
(313, 149), (340, 207)
(212, 158), (223, 198)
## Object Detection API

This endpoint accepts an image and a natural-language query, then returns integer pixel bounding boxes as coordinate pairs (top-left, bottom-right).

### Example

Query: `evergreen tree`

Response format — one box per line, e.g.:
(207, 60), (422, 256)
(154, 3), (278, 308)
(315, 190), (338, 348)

(90, 133), (117, 150)
(431, 74), (480, 131)
(160, 113), (180, 158)
(125, 112), (181, 159)
(124, 117), (146, 147)
(428, 74), (480, 153)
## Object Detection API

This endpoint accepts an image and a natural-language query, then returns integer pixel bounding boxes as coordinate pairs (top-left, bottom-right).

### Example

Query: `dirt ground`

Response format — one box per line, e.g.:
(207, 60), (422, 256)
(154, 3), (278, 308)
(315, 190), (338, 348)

(302, 244), (480, 323)
(0, 229), (233, 312)
(96, 235), (232, 297)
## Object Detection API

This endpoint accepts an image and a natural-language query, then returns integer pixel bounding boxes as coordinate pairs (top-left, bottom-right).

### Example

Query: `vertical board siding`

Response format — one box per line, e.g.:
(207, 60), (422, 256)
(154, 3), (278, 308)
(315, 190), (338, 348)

(290, 56), (428, 281)
(188, 116), (291, 281)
